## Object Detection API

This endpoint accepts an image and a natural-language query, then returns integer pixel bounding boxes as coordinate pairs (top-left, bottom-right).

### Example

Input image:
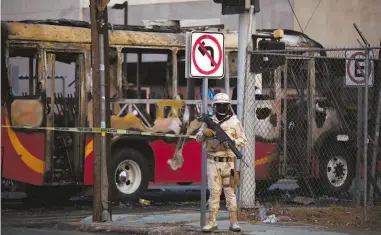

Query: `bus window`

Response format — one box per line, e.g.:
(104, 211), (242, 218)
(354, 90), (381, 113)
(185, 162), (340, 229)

(122, 48), (170, 99)
(119, 48), (174, 126)
(8, 47), (44, 128)
(9, 48), (38, 97)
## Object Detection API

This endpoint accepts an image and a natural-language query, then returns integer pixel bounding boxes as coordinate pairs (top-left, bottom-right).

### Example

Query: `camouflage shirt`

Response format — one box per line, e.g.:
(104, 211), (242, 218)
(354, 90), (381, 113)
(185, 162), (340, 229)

(196, 114), (247, 157)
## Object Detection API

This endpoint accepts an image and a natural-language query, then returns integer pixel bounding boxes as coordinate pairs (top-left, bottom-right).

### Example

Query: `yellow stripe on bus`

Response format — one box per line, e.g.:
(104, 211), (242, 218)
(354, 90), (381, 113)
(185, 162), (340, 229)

(255, 152), (276, 166)
(4, 120), (276, 171)
(5, 117), (44, 174)
(85, 140), (93, 159)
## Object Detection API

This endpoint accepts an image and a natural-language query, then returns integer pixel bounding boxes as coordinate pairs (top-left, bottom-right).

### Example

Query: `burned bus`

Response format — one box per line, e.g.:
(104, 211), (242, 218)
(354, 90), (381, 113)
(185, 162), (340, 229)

(2, 19), (378, 201)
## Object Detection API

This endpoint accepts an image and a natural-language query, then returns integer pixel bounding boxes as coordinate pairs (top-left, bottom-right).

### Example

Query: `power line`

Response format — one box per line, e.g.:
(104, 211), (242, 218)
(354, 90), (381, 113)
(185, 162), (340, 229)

(287, 0), (304, 33)
(303, 0), (322, 31)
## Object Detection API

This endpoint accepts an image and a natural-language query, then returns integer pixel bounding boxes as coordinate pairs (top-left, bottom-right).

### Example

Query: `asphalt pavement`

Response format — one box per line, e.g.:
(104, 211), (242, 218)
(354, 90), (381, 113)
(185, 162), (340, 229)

(2, 227), (116, 235)
(2, 183), (380, 235)
(1, 187), (203, 228)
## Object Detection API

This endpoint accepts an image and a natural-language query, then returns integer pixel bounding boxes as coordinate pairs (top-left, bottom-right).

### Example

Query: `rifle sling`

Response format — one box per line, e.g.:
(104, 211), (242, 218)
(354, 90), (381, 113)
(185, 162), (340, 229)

(216, 114), (232, 126)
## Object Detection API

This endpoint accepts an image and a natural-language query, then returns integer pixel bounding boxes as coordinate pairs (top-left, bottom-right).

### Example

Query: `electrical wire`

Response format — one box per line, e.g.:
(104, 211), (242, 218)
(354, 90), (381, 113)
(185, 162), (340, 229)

(287, 0), (304, 33)
(303, 0), (322, 31)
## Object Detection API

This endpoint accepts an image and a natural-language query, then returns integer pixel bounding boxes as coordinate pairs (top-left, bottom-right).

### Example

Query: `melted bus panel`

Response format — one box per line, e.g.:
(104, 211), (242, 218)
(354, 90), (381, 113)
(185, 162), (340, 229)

(2, 19), (332, 201)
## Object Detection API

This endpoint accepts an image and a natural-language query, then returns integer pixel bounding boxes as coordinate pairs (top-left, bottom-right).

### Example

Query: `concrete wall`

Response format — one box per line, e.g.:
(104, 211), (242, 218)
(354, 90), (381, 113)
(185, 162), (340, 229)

(293, 0), (381, 47)
(1, 0), (83, 21)
(82, 0), (294, 31)
(81, 0), (205, 7)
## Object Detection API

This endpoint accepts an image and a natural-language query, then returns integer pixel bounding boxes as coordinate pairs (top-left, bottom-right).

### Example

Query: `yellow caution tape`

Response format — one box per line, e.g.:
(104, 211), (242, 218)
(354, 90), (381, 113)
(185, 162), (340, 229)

(1, 125), (197, 139)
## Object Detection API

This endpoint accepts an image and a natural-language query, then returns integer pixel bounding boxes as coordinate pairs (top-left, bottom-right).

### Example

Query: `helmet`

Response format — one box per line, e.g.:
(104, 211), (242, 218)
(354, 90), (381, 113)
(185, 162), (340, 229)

(212, 93), (231, 116)
(212, 93), (231, 105)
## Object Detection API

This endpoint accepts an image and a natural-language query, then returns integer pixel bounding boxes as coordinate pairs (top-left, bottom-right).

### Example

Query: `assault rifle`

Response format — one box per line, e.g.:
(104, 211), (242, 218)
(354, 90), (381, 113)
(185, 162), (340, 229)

(197, 113), (249, 168)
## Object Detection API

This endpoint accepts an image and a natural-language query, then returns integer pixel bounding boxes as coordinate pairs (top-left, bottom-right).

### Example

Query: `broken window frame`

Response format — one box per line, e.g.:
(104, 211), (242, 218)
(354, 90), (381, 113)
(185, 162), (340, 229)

(7, 44), (41, 98)
(5, 44), (47, 129)
(42, 48), (88, 183)
(114, 46), (180, 122)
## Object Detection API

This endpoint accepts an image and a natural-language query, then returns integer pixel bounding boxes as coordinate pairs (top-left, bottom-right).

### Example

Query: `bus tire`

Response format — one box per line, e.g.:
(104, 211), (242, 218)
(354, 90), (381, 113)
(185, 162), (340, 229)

(111, 147), (149, 202)
(319, 144), (356, 196)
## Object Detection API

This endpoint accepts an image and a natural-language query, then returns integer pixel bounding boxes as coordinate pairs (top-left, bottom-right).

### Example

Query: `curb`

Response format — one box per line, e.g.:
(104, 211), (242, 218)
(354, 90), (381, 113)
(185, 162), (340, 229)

(2, 222), (58, 229)
(56, 222), (211, 235)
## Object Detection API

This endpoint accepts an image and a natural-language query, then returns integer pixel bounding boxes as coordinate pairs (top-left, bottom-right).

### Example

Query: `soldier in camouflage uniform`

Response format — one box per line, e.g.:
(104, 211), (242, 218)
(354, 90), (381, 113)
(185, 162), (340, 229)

(196, 93), (247, 233)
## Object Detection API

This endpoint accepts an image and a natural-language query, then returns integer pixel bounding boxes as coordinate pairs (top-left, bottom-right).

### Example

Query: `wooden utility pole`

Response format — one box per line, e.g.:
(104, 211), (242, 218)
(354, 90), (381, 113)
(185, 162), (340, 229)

(90, 0), (111, 222)
(90, 0), (101, 223)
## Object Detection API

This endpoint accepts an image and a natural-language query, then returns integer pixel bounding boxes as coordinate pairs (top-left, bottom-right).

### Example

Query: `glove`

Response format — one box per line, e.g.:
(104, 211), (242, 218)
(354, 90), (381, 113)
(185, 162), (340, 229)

(222, 139), (237, 147)
(203, 128), (215, 137)
(223, 141), (229, 148)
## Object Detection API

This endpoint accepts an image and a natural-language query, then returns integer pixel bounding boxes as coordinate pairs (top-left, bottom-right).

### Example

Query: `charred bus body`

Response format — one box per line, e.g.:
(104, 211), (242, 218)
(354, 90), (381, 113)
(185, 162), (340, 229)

(1, 19), (379, 201)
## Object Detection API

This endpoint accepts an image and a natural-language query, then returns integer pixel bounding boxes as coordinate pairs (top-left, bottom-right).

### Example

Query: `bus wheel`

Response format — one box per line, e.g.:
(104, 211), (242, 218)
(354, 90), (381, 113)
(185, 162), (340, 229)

(111, 147), (149, 202)
(319, 145), (355, 196)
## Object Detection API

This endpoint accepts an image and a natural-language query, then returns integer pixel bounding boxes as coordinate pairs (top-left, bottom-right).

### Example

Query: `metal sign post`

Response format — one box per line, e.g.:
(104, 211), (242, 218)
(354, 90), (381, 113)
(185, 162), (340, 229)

(201, 78), (208, 227)
(186, 31), (225, 227)
(355, 87), (364, 206)
(363, 46), (370, 221)
(344, 49), (374, 207)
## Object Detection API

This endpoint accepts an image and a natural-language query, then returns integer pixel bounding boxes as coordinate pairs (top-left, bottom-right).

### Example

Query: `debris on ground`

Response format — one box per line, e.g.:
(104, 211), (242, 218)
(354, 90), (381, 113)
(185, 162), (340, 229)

(284, 207), (381, 229)
(291, 196), (315, 205)
(139, 198), (151, 206)
(238, 205), (381, 230)
(277, 215), (292, 222)
(263, 214), (278, 223)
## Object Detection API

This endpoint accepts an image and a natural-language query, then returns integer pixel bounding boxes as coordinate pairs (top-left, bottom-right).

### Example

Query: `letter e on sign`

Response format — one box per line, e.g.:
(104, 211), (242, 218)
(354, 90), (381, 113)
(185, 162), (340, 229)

(345, 50), (374, 87)
(189, 32), (225, 79)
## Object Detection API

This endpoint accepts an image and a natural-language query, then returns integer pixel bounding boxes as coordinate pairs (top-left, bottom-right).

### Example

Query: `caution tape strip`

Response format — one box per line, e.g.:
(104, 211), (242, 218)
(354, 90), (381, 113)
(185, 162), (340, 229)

(1, 125), (197, 139)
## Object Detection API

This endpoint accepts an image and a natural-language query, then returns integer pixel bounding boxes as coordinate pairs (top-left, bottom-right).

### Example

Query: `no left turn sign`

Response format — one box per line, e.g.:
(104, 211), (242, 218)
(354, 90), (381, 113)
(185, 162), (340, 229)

(189, 32), (224, 79)
(345, 50), (374, 87)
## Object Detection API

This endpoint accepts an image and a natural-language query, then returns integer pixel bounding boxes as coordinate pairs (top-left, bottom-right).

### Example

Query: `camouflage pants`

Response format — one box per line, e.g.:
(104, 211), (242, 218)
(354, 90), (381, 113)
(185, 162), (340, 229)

(207, 158), (237, 211)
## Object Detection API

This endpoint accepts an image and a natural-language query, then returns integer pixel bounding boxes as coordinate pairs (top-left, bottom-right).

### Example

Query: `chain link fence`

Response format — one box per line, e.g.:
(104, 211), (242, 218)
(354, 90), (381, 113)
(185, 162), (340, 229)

(238, 52), (258, 209)
(239, 46), (381, 224)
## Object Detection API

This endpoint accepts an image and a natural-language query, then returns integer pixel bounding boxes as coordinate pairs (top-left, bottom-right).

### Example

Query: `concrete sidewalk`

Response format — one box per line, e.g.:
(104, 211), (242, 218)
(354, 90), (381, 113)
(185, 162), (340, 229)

(55, 210), (376, 235)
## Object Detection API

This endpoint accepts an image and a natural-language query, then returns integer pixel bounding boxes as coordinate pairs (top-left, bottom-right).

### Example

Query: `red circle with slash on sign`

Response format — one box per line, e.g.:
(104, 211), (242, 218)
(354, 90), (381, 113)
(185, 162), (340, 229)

(192, 34), (223, 75)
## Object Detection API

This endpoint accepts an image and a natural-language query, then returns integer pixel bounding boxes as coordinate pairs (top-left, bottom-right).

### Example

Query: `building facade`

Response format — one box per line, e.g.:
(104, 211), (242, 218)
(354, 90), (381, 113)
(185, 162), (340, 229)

(293, 0), (380, 47)
(2, 0), (379, 47)
(2, 0), (380, 96)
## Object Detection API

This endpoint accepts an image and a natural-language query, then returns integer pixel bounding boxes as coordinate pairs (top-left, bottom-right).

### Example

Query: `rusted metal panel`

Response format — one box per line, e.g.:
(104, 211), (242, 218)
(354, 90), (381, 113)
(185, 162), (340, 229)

(9, 41), (89, 51)
(28, 57), (34, 95)
(72, 53), (86, 182)
(116, 47), (124, 98)
(38, 49), (49, 181)
(172, 49), (178, 97)
(5, 22), (182, 46)
(7, 42), (37, 50)
(39, 43), (90, 51)
(109, 30), (185, 48)
(3, 21), (325, 51)
(84, 51), (93, 127)
(6, 23), (91, 43)
(3, 22), (240, 50)
(45, 53), (55, 183)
